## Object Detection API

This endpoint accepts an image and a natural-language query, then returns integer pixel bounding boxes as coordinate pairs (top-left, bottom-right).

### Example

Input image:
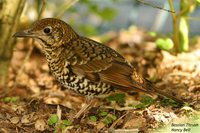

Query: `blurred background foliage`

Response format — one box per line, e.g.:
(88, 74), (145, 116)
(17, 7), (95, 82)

(20, 0), (120, 36)
(19, 0), (200, 52)
(20, 0), (200, 36)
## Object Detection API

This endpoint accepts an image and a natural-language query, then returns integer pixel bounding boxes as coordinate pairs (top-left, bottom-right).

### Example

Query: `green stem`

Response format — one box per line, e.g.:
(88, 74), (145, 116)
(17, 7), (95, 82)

(168, 0), (180, 52)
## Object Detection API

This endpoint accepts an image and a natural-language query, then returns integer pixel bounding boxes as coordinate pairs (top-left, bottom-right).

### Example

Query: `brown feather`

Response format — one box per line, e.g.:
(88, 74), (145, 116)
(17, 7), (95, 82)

(14, 18), (183, 104)
(70, 37), (183, 103)
(70, 37), (147, 92)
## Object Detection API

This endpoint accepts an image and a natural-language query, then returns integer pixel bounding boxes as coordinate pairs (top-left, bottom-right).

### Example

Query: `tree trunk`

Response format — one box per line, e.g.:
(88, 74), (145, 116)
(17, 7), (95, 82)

(0, 0), (26, 87)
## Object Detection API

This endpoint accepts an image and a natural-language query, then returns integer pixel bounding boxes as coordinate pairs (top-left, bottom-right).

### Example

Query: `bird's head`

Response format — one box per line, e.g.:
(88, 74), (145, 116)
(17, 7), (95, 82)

(14, 18), (78, 48)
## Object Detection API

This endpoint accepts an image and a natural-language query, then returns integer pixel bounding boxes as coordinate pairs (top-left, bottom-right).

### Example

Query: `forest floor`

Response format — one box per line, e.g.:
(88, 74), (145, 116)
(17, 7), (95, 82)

(1, 26), (200, 133)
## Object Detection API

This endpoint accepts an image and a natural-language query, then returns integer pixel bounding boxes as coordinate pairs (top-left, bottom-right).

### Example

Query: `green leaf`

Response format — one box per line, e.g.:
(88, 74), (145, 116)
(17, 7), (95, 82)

(103, 117), (113, 125)
(160, 99), (180, 107)
(3, 97), (18, 103)
(107, 93), (125, 101)
(61, 119), (71, 129)
(140, 95), (154, 104)
(61, 124), (65, 130)
(89, 115), (97, 122)
(156, 38), (174, 51)
(89, 4), (99, 13)
(107, 95), (115, 101)
(135, 95), (155, 109)
(62, 119), (71, 126)
(48, 114), (58, 126)
(99, 111), (108, 117)
(103, 115), (116, 125)
(98, 7), (117, 21)
(135, 103), (148, 109)
(148, 31), (157, 37)
(115, 93), (125, 100)
(79, 24), (98, 36)
(111, 114), (117, 121)
(107, 93), (126, 105)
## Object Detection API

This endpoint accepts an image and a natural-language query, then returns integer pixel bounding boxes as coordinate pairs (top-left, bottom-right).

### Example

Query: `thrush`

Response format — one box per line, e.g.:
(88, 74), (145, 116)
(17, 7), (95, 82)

(13, 18), (183, 108)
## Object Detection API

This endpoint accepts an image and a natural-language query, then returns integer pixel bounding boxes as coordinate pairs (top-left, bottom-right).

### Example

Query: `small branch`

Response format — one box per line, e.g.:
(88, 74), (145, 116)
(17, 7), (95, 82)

(56, 0), (79, 18)
(176, 0), (195, 18)
(137, 0), (175, 13)
(38, 0), (47, 19)
(168, 0), (179, 52)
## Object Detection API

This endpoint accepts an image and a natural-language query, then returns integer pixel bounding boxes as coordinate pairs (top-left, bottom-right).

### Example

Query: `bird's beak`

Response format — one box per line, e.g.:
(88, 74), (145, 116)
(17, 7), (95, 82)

(13, 29), (35, 38)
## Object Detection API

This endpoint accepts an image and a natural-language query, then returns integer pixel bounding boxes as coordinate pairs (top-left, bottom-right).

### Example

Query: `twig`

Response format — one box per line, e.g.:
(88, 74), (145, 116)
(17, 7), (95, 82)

(168, 0), (179, 52)
(56, 0), (79, 18)
(109, 111), (129, 129)
(137, 0), (175, 13)
(38, 0), (47, 19)
(176, 0), (195, 19)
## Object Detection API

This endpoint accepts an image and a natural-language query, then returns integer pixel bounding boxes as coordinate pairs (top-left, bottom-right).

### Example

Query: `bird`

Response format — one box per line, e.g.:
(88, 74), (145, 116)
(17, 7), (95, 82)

(13, 18), (183, 116)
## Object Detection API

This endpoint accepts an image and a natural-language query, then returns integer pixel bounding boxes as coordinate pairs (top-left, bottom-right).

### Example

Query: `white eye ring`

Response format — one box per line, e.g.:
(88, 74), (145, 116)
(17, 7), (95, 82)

(43, 26), (52, 34)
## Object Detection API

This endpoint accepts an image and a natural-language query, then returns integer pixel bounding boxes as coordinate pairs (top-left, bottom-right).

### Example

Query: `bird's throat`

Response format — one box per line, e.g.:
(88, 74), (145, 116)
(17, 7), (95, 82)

(44, 47), (67, 76)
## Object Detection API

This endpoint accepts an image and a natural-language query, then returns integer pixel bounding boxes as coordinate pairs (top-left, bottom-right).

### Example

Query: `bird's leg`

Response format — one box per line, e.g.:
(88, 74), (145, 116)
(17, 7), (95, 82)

(74, 97), (96, 119)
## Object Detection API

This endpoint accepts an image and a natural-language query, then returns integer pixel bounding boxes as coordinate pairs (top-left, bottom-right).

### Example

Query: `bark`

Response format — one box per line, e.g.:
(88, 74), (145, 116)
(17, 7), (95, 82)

(0, 0), (26, 87)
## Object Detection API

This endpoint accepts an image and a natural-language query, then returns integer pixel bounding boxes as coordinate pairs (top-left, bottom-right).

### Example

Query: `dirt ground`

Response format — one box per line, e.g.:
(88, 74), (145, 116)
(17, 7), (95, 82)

(0, 26), (200, 133)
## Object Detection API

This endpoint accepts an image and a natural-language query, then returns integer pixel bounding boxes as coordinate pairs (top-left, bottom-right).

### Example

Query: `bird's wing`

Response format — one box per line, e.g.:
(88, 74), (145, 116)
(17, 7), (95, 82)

(68, 37), (146, 92)
(67, 37), (184, 104)
(68, 38), (183, 103)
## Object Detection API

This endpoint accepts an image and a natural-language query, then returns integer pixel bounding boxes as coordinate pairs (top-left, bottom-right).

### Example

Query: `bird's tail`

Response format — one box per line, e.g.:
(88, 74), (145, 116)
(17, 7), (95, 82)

(142, 78), (184, 104)
(130, 71), (183, 104)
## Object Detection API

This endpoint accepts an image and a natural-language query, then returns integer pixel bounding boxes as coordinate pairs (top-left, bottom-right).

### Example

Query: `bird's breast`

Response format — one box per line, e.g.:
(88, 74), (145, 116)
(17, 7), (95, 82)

(47, 59), (114, 96)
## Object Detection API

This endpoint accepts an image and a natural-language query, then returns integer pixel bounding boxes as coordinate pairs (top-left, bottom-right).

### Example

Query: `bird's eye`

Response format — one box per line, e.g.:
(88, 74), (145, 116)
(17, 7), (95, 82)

(43, 26), (52, 34)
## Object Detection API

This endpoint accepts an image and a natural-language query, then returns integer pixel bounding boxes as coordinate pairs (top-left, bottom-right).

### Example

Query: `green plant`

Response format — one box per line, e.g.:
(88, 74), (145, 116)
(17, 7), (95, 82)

(155, 38), (174, 51)
(168, 0), (196, 52)
(107, 93), (125, 104)
(61, 119), (72, 129)
(89, 115), (97, 122)
(2, 96), (19, 103)
(134, 95), (155, 109)
(103, 114), (117, 125)
(48, 114), (58, 126)
(98, 111), (117, 125)
(144, 0), (197, 52)
(160, 98), (180, 107)
(67, 0), (117, 36)
(48, 114), (72, 131)
(99, 111), (108, 117)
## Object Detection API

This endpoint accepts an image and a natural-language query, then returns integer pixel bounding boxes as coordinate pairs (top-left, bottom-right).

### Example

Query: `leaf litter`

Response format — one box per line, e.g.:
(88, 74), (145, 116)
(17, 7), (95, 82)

(0, 27), (200, 132)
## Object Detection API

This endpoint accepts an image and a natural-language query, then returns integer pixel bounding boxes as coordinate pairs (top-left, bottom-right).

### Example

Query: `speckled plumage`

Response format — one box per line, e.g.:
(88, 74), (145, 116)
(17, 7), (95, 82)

(14, 18), (183, 103)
